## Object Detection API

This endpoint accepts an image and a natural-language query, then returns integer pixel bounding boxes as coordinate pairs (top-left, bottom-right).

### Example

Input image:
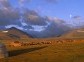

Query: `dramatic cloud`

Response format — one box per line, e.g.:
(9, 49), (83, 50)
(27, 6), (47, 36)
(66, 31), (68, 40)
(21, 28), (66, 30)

(0, 0), (21, 26)
(46, 16), (65, 24)
(0, 0), (63, 26)
(23, 9), (47, 26)
(0, 7), (47, 27)
(0, 0), (47, 26)
(39, 22), (69, 38)
(26, 17), (70, 38)
(0, 0), (71, 38)
(0, 8), (20, 25)
(5, 25), (24, 30)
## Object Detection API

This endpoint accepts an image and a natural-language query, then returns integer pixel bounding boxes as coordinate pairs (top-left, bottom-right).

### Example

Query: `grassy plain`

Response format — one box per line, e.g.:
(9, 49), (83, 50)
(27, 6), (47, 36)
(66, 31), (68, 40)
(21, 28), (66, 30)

(0, 38), (84, 62)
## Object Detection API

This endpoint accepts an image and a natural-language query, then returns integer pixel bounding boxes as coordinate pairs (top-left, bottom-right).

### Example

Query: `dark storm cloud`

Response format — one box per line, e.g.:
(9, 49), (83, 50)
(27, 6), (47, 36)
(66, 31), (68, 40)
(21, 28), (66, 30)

(0, 0), (70, 38)
(26, 17), (70, 38)
(0, 8), (20, 25)
(0, 8), (47, 26)
(0, 0), (47, 26)
(0, 0), (21, 26)
(40, 21), (70, 38)
(23, 9), (48, 26)
(27, 22), (70, 38)
(0, 0), (62, 26)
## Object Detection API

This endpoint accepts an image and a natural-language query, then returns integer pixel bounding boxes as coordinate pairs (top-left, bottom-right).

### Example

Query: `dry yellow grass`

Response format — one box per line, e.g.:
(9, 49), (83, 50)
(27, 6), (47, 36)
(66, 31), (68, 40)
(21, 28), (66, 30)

(0, 39), (84, 62)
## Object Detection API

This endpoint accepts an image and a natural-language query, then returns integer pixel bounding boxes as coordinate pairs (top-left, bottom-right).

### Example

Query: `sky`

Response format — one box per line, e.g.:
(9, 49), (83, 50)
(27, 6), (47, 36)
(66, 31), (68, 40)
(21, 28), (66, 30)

(0, 0), (84, 38)
(9, 0), (84, 19)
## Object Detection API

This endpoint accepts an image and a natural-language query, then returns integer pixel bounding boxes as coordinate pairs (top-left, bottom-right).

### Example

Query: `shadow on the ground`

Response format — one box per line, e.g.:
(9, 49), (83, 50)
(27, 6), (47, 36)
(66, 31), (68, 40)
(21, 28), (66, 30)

(8, 46), (47, 57)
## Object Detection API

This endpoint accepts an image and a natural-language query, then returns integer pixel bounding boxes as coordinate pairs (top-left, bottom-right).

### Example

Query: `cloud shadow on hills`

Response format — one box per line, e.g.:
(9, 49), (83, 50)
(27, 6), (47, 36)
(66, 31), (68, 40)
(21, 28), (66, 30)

(8, 46), (47, 57)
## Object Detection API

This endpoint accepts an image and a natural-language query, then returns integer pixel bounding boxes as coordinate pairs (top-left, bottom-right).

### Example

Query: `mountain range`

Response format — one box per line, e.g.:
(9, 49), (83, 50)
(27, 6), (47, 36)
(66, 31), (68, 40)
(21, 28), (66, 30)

(0, 27), (84, 40)
(0, 27), (33, 40)
(61, 28), (84, 38)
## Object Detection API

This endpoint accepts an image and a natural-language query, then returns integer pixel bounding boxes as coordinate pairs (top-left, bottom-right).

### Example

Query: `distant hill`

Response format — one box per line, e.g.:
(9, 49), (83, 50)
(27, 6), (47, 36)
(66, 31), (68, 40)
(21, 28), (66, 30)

(0, 27), (33, 40)
(61, 28), (84, 38)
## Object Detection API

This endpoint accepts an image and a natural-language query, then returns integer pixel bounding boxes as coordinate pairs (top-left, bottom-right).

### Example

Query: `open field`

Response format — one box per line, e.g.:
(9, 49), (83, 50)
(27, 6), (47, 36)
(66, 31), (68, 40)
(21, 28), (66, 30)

(0, 38), (84, 62)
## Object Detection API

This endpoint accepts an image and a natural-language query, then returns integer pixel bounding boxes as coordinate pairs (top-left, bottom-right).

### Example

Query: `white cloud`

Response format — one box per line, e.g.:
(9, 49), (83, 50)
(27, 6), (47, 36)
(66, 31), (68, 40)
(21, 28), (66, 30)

(5, 25), (24, 30)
